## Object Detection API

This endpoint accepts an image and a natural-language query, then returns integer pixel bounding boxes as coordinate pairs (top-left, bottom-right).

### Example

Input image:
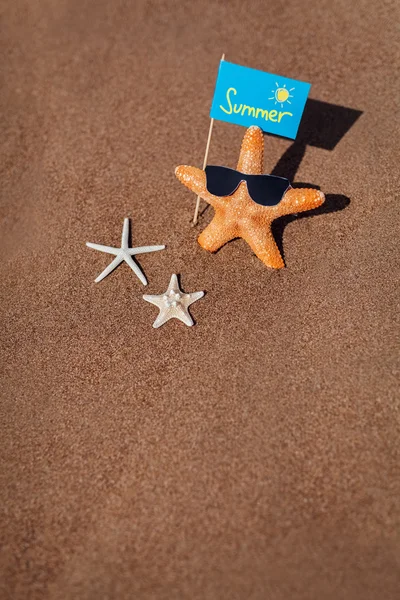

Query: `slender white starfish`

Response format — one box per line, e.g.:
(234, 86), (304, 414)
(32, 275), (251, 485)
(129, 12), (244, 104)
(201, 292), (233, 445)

(86, 218), (165, 285)
(143, 274), (204, 328)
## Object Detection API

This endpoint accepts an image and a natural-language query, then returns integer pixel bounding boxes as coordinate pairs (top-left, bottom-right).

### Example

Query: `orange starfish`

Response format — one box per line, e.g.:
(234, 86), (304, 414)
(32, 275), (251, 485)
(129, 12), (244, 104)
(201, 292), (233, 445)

(175, 126), (325, 269)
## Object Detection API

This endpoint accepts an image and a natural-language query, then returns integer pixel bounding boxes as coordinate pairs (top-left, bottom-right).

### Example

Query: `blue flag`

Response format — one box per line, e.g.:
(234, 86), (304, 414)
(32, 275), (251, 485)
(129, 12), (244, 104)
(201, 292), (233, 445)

(210, 60), (311, 140)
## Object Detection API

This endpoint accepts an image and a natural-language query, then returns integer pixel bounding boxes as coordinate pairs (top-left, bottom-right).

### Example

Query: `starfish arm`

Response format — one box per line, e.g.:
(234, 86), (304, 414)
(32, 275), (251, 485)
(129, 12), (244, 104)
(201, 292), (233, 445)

(197, 212), (237, 253)
(175, 166), (226, 209)
(86, 243), (120, 255)
(152, 310), (173, 329)
(94, 254), (124, 282)
(124, 254), (147, 285)
(273, 188), (325, 218)
(186, 291), (204, 305)
(167, 274), (179, 293)
(236, 126), (264, 175)
(143, 295), (164, 308)
(175, 304), (194, 327)
(129, 245), (165, 255)
(241, 221), (285, 269)
(121, 218), (129, 249)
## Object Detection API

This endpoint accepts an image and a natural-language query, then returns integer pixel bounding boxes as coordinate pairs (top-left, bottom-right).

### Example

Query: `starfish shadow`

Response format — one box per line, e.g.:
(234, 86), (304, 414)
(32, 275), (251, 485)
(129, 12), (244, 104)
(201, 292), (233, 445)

(271, 192), (350, 264)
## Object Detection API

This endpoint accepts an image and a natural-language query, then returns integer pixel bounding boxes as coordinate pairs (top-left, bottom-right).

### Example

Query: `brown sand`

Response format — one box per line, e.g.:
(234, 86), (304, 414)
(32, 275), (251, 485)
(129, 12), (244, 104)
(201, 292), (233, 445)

(0, 1), (399, 598)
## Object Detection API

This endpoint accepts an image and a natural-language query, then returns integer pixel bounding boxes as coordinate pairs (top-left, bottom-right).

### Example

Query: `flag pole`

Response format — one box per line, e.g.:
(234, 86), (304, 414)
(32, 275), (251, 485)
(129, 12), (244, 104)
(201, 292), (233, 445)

(192, 53), (225, 226)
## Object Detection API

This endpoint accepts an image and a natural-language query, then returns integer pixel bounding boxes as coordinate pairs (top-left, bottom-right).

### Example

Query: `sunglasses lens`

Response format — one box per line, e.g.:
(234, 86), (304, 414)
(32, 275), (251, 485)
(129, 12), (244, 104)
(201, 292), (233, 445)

(247, 176), (290, 206)
(205, 166), (240, 197)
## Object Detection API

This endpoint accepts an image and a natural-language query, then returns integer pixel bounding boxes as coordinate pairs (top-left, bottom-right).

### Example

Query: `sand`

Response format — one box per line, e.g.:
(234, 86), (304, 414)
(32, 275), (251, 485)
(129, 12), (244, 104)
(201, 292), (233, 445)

(0, 1), (399, 598)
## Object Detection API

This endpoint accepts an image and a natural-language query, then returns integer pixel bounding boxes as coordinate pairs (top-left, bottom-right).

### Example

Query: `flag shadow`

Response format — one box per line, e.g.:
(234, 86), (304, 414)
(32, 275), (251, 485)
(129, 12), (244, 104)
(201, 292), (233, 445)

(271, 99), (363, 181)
(268, 100), (362, 263)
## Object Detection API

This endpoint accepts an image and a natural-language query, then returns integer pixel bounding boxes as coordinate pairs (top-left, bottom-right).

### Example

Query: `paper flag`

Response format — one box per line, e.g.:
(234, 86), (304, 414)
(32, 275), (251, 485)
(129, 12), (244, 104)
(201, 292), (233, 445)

(210, 60), (311, 140)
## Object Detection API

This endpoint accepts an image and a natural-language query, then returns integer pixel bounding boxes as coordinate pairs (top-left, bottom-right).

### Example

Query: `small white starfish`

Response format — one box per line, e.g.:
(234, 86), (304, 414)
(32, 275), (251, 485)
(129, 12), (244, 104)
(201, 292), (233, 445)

(86, 218), (165, 285)
(143, 274), (204, 328)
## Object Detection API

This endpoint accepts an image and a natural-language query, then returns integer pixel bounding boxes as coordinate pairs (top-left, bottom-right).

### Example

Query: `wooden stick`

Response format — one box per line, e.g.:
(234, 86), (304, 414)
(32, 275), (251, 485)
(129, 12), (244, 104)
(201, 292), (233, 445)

(192, 53), (225, 226)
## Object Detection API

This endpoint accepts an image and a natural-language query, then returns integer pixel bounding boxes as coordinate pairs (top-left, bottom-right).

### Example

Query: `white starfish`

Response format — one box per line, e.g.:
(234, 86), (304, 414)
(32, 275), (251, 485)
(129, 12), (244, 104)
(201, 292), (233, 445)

(143, 274), (204, 328)
(86, 218), (165, 285)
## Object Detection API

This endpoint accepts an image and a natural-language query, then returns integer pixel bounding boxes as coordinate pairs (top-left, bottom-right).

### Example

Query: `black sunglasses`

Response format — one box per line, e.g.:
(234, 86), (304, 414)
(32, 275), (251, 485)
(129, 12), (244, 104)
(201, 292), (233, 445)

(205, 166), (290, 206)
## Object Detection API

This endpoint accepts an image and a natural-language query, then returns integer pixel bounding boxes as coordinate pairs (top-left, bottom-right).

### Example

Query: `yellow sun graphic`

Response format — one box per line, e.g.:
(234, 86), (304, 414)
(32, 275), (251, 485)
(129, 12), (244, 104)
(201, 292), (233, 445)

(268, 82), (295, 108)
